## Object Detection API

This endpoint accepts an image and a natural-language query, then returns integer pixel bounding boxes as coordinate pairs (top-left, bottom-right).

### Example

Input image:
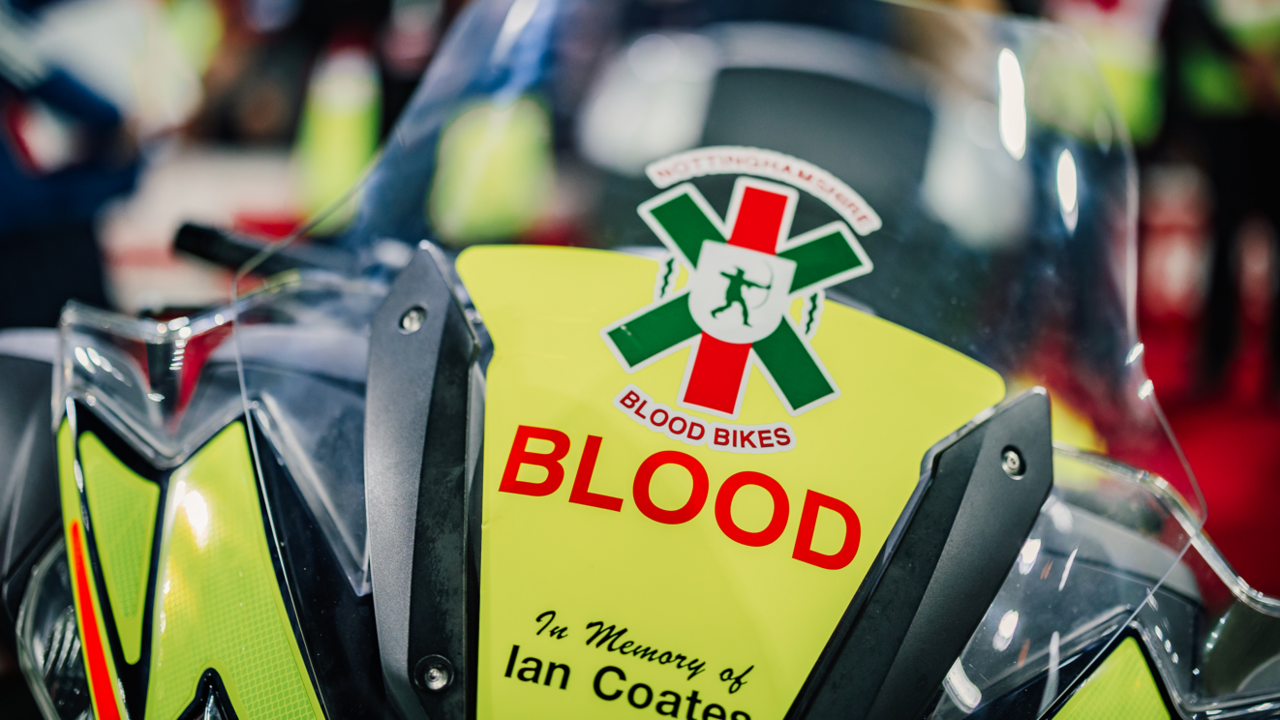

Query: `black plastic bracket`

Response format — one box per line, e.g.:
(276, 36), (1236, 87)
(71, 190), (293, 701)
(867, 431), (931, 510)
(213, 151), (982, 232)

(366, 244), (479, 720)
(788, 389), (1054, 720)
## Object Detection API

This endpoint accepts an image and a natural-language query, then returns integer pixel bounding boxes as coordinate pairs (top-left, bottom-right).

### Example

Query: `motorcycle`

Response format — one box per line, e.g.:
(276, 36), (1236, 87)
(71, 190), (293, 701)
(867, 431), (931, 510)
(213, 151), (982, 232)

(1, 1), (1278, 719)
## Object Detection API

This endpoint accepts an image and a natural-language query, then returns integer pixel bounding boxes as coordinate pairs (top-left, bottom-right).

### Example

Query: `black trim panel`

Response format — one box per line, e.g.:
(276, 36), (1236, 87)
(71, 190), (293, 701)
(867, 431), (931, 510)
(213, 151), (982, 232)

(789, 389), (1055, 720)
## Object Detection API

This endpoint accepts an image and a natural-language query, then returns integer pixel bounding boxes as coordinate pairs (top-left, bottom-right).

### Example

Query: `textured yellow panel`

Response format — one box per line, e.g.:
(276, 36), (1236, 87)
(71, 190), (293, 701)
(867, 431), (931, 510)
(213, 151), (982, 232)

(145, 423), (324, 720)
(1055, 637), (1170, 720)
(80, 432), (160, 665)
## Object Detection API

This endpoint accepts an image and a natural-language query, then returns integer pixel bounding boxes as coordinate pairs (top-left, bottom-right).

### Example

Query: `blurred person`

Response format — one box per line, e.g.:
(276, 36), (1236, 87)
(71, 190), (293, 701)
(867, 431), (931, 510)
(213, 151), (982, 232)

(1112, 0), (1280, 596)
(294, 34), (381, 232)
(0, 0), (137, 328)
(182, 0), (398, 239)
(0, 0), (200, 329)
(187, 0), (311, 145)
(0, 2), (141, 712)
(188, 0), (395, 148)
(1039, 0), (1280, 400)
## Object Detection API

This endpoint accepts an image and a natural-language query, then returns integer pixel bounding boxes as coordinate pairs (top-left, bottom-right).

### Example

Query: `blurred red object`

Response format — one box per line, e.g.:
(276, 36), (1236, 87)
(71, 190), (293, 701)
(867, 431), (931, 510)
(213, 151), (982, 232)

(1139, 164), (1209, 402)
(233, 211), (303, 240)
(1138, 163), (1280, 595)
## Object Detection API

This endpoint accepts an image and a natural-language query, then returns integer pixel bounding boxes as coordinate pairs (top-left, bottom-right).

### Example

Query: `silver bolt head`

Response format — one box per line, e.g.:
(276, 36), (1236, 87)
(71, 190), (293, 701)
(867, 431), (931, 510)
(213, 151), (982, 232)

(1001, 448), (1025, 479)
(416, 655), (454, 692)
(400, 306), (427, 334)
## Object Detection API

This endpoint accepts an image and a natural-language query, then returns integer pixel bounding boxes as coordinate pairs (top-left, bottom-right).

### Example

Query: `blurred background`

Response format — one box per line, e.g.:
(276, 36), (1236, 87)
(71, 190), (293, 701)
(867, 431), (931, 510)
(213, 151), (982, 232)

(0, 0), (456, 707)
(2, 0), (1280, 708)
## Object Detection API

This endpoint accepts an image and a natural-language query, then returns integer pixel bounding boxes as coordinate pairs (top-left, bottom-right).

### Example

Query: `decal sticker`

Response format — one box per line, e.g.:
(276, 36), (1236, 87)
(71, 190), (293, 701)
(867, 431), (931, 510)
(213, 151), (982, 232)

(461, 147), (1006, 720)
(614, 385), (795, 455)
(56, 416), (325, 720)
(603, 172), (872, 420)
(644, 145), (881, 235)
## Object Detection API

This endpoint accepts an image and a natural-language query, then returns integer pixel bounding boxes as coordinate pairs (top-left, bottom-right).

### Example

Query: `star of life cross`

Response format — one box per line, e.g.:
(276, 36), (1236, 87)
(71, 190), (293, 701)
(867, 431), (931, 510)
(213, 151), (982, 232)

(602, 176), (874, 419)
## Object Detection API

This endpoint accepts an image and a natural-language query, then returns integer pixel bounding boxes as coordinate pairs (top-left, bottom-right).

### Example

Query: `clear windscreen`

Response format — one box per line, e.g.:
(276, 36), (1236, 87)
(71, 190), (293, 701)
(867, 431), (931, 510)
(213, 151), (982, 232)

(201, 0), (1278, 716)
(935, 448), (1201, 717)
(328, 0), (1194, 499)
(57, 271), (385, 595)
(934, 445), (1280, 718)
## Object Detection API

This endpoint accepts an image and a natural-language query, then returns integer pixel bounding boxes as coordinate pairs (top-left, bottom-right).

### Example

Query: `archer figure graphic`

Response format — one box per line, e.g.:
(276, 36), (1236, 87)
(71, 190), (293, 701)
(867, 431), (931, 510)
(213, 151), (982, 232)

(711, 266), (770, 326)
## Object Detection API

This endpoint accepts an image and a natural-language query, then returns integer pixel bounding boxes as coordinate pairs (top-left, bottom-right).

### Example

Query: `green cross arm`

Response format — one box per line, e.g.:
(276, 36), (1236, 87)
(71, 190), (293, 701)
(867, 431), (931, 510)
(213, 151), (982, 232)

(780, 225), (868, 296)
(753, 321), (836, 412)
(605, 292), (701, 369)
(640, 186), (726, 268)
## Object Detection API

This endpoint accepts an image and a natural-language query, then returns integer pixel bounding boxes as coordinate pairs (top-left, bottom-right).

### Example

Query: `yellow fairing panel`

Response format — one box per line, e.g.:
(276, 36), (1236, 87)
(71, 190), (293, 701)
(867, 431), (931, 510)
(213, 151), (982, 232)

(80, 433), (160, 666)
(1054, 637), (1170, 720)
(145, 423), (325, 720)
(58, 415), (326, 720)
(58, 423), (129, 720)
(459, 246), (1007, 720)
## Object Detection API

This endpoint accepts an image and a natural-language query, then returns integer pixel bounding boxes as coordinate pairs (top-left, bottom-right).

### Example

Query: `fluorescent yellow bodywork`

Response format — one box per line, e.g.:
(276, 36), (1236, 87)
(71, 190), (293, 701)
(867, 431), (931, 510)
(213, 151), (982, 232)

(58, 415), (325, 720)
(1054, 637), (1170, 720)
(80, 433), (161, 666)
(58, 423), (130, 720)
(145, 423), (325, 720)
(459, 246), (1007, 720)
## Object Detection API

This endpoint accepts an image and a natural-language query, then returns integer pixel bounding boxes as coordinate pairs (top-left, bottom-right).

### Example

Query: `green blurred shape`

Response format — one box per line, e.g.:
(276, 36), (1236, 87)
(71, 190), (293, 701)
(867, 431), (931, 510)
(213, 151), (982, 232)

(1181, 45), (1250, 116)
(296, 49), (382, 235)
(427, 96), (555, 246)
(164, 0), (223, 75)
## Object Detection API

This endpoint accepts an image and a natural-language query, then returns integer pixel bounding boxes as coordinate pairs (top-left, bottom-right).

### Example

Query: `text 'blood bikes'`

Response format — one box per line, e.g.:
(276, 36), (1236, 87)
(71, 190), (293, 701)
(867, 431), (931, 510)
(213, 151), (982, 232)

(614, 386), (795, 455)
(498, 425), (861, 570)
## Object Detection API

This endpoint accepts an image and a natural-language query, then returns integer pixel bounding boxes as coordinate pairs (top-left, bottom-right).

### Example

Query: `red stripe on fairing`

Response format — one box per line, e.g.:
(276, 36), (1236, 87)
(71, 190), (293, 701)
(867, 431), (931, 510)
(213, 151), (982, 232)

(728, 186), (789, 254)
(683, 334), (752, 415)
(69, 520), (123, 720)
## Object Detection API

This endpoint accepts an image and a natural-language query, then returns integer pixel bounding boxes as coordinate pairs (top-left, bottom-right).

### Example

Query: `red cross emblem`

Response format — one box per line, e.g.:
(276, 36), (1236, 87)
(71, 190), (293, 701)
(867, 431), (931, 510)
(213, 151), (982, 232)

(603, 176), (873, 418)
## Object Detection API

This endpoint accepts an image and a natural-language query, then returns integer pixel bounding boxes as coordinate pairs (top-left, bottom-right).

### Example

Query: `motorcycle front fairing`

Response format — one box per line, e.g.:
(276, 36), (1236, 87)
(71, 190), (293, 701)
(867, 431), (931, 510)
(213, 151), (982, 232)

(3, 1), (1280, 720)
(0, 304), (1266, 720)
(0, 272), (391, 720)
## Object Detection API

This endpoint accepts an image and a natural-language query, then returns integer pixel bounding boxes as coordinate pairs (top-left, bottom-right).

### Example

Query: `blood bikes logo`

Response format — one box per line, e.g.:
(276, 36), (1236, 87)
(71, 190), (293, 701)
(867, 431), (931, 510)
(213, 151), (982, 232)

(602, 147), (879, 433)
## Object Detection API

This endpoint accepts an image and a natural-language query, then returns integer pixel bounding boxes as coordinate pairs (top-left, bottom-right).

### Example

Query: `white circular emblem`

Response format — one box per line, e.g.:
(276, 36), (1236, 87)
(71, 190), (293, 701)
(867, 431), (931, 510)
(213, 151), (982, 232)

(688, 241), (797, 344)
